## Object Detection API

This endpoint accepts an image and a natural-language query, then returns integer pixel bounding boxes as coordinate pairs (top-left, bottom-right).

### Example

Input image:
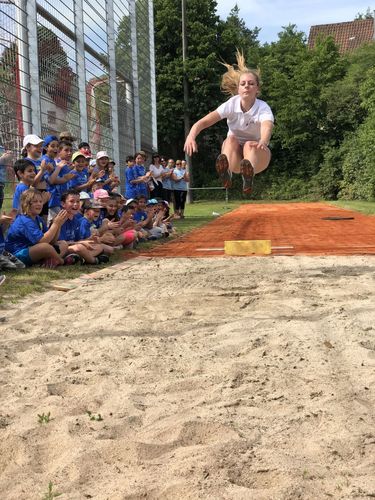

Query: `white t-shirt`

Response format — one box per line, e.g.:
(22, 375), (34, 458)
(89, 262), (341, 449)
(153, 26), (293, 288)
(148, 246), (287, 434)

(216, 95), (274, 145)
(149, 164), (164, 181)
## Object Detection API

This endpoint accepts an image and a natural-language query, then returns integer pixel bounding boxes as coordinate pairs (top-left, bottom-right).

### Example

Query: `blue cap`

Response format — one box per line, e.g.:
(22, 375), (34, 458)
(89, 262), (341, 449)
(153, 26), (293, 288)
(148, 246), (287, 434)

(146, 198), (158, 205)
(43, 135), (59, 148)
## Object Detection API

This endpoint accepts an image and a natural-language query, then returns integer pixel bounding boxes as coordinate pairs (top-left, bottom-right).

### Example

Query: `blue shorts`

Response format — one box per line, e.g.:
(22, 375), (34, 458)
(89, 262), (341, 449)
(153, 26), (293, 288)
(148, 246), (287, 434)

(14, 248), (33, 267)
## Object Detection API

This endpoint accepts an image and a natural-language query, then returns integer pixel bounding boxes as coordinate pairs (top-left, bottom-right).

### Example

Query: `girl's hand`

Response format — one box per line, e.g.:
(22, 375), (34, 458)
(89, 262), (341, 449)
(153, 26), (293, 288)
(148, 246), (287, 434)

(184, 135), (198, 156)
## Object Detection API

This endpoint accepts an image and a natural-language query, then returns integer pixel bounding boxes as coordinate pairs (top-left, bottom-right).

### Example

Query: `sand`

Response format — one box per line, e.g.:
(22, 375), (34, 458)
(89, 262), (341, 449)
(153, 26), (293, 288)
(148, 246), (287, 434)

(0, 255), (375, 499)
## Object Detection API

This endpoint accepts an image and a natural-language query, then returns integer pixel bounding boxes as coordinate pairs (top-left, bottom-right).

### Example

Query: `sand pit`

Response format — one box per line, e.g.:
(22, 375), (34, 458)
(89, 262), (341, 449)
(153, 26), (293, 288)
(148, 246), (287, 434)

(1, 255), (375, 499)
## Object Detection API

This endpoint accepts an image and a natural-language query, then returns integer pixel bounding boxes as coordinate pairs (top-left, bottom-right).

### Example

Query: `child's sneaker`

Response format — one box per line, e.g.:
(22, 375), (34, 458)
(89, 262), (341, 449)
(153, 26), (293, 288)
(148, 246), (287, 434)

(95, 254), (110, 264)
(240, 159), (254, 194)
(0, 253), (17, 270)
(215, 154), (232, 189)
(2, 250), (26, 269)
(64, 253), (83, 265)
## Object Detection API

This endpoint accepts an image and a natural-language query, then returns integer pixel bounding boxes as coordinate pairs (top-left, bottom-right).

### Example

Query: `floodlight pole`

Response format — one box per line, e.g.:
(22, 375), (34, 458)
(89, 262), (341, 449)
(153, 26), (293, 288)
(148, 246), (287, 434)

(182, 0), (193, 202)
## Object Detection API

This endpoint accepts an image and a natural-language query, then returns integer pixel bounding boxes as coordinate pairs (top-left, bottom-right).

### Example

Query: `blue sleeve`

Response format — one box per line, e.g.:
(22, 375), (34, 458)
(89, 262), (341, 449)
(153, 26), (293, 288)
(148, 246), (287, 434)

(22, 217), (45, 244)
(12, 184), (28, 210)
(67, 176), (80, 190)
(79, 218), (91, 239)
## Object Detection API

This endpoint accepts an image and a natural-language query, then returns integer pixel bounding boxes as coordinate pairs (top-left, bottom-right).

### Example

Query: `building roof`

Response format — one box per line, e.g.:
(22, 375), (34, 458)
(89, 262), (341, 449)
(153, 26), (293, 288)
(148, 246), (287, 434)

(308, 18), (374, 53)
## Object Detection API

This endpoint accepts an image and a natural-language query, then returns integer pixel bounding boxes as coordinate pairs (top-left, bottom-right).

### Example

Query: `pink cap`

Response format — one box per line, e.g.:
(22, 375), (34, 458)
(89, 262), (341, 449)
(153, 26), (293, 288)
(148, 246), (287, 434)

(93, 189), (110, 199)
(96, 151), (109, 160)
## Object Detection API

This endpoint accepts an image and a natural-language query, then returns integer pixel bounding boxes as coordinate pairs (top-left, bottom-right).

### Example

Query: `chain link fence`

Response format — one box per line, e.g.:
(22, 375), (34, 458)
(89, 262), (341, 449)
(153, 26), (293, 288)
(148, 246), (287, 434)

(0, 0), (157, 209)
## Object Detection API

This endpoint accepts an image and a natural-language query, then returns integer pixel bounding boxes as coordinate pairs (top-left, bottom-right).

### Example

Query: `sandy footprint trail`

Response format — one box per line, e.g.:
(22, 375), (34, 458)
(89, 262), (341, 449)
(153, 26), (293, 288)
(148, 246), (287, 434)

(0, 256), (375, 499)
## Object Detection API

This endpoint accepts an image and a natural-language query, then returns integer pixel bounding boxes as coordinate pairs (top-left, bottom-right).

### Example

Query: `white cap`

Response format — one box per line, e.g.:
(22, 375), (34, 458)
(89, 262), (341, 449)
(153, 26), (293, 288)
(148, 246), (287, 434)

(96, 150), (109, 160)
(79, 191), (91, 200)
(23, 134), (43, 148)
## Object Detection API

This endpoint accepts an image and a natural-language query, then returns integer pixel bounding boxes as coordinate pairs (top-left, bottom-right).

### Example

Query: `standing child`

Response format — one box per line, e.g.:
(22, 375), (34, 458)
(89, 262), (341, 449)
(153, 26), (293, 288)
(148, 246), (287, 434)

(22, 134), (51, 219)
(12, 159), (37, 211)
(42, 135), (75, 223)
(67, 151), (96, 193)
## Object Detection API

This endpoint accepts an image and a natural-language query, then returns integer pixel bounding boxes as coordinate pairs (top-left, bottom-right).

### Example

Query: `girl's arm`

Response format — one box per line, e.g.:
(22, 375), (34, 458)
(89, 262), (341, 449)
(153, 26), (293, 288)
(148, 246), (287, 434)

(258, 120), (274, 148)
(184, 110), (222, 155)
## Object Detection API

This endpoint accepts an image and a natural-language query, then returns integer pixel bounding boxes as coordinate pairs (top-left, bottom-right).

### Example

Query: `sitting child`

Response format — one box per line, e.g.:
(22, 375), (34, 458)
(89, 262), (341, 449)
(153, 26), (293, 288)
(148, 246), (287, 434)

(102, 194), (137, 248)
(0, 208), (25, 270)
(5, 189), (69, 267)
(59, 189), (111, 264)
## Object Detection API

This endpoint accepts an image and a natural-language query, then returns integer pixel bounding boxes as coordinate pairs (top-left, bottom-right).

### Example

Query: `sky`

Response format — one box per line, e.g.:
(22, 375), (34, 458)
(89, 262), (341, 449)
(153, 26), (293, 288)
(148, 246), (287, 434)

(215, 0), (374, 44)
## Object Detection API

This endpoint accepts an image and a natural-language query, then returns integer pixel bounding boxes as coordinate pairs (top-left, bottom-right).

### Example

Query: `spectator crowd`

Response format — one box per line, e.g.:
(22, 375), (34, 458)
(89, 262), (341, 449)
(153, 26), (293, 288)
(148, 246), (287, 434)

(0, 131), (190, 280)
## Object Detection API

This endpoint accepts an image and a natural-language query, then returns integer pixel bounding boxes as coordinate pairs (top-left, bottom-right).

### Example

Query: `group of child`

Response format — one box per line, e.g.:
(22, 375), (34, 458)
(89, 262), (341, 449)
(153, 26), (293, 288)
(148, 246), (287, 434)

(125, 153), (189, 219)
(0, 132), (179, 277)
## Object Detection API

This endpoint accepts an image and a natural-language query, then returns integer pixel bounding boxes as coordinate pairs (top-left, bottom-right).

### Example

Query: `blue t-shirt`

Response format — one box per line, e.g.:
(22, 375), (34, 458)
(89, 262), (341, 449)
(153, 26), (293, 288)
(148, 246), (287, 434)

(68, 169), (89, 191)
(172, 168), (187, 191)
(161, 167), (172, 190)
(12, 183), (29, 210)
(133, 210), (147, 223)
(59, 214), (82, 242)
(58, 164), (72, 199)
(5, 214), (46, 254)
(42, 156), (73, 207)
(78, 217), (94, 239)
(92, 209), (106, 229)
(134, 165), (148, 197)
(125, 166), (138, 199)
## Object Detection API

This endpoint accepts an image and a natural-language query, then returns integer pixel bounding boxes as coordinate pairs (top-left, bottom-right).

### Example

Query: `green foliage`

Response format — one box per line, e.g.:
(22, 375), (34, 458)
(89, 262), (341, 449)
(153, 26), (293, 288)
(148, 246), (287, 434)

(38, 412), (51, 424)
(41, 481), (61, 500)
(86, 410), (103, 421)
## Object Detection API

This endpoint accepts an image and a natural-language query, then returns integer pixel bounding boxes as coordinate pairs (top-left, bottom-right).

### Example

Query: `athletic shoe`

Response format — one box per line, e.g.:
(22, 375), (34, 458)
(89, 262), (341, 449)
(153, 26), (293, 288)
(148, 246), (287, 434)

(2, 250), (26, 269)
(240, 159), (254, 194)
(0, 254), (17, 270)
(95, 254), (110, 264)
(64, 253), (83, 265)
(215, 154), (232, 189)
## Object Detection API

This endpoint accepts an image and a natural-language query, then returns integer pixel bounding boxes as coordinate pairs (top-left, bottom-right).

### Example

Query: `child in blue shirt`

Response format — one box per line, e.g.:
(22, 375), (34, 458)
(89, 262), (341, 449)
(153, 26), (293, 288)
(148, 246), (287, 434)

(125, 155), (138, 199)
(67, 151), (96, 193)
(133, 152), (150, 198)
(0, 208), (26, 270)
(12, 159), (50, 211)
(42, 135), (75, 224)
(59, 190), (110, 264)
(5, 189), (69, 267)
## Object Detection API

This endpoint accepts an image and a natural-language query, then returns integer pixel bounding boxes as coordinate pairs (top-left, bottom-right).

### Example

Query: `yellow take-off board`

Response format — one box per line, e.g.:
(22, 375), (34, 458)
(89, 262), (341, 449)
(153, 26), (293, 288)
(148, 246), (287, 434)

(224, 240), (272, 256)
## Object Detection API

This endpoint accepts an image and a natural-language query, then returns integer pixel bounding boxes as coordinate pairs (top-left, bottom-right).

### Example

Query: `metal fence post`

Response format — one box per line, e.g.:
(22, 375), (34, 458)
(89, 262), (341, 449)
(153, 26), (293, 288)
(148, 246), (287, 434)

(130, 0), (141, 151)
(148, 0), (157, 152)
(106, 0), (120, 180)
(15, 0), (31, 136)
(75, 0), (88, 143)
(25, 0), (41, 134)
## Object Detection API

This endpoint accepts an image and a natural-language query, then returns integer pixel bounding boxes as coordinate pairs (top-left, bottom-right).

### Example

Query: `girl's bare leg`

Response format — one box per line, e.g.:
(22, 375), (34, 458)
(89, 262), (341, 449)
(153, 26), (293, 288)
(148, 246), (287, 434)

(221, 136), (243, 173)
(243, 142), (271, 174)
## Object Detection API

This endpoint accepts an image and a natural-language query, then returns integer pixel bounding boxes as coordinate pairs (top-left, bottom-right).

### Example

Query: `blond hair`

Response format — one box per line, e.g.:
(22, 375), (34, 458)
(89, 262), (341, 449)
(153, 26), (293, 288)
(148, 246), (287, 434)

(20, 188), (42, 215)
(221, 50), (260, 96)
